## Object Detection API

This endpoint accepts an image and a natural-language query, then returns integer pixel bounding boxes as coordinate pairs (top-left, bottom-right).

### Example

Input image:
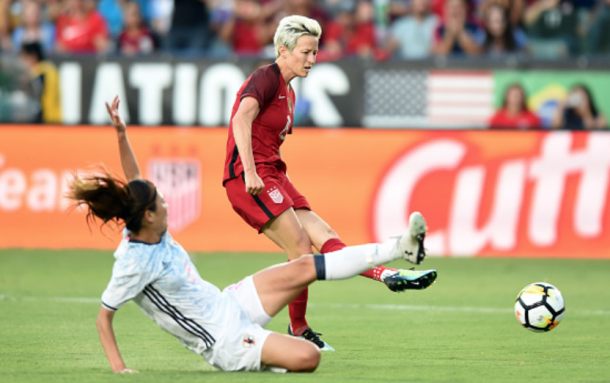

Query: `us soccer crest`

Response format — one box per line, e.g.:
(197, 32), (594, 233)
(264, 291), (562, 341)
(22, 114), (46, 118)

(148, 159), (201, 233)
(242, 334), (256, 348)
(268, 187), (284, 204)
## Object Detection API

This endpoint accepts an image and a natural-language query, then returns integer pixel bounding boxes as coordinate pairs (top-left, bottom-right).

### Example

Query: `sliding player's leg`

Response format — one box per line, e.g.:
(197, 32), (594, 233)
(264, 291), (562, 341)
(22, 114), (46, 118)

(297, 209), (430, 292)
(261, 333), (320, 372)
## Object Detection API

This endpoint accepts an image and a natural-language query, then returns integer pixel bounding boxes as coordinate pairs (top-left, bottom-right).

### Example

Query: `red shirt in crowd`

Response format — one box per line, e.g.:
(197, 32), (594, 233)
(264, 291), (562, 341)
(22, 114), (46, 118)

(324, 20), (376, 57)
(223, 63), (295, 183)
(488, 109), (542, 129)
(232, 20), (264, 55)
(118, 28), (155, 54)
(55, 11), (109, 53)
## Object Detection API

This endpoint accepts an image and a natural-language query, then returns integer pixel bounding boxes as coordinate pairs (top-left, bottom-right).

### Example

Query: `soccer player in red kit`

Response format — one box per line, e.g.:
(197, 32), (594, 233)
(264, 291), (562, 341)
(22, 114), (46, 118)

(223, 15), (430, 350)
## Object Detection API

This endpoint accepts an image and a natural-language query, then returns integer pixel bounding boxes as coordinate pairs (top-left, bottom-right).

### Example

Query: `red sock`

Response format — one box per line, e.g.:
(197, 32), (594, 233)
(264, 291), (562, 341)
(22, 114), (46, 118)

(320, 238), (346, 253)
(360, 266), (397, 281)
(320, 238), (396, 282)
(287, 239), (348, 335)
(288, 285), (309, 335)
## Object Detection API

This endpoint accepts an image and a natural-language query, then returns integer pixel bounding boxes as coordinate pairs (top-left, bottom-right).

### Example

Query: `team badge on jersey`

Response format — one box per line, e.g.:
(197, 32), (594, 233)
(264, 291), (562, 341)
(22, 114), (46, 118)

(149, 159), (201, 233)
(243, 334), (256, 348)
(268, 187), (284, 204)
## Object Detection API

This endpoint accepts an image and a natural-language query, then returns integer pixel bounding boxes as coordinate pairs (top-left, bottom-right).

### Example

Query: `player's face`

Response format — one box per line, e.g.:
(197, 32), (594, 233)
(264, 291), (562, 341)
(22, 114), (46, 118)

(152, 189), (169, 234)
(286, 35), (318, 78)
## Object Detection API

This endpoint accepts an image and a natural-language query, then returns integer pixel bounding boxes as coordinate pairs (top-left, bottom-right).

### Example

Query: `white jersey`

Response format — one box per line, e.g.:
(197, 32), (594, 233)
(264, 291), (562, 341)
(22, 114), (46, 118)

(101, 230), (230, 354)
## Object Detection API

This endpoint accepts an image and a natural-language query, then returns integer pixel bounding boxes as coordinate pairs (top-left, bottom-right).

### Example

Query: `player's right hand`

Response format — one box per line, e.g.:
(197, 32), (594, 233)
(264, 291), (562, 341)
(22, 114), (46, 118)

(244, 172), (264, 195)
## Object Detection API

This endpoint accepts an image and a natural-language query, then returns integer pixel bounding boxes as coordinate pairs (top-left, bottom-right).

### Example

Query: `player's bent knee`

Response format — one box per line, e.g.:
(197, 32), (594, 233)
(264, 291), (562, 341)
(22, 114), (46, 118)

(292, 344), (321, 372)
(295, 230), (313, 252)
(285, 230), (313, 260)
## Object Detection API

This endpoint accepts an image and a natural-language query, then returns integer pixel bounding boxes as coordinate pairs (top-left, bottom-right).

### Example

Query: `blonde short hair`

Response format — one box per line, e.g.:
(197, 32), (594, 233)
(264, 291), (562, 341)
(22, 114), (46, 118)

(273, 15), (322, 58)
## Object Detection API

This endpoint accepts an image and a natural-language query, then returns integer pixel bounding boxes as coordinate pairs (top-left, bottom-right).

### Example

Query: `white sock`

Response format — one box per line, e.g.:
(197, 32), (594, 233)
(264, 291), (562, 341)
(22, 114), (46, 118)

(318, 240), (398, 280)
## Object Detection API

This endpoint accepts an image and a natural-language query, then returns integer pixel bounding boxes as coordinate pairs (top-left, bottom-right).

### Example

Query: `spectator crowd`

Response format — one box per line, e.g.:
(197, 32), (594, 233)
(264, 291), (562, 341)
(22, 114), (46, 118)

(1, 0), (610, 59)
(1, 0), (608, 129)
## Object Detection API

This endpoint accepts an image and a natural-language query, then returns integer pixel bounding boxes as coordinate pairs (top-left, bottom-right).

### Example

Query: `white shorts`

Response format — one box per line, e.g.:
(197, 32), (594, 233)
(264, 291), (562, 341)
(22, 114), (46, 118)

(201, 276), (273, 371)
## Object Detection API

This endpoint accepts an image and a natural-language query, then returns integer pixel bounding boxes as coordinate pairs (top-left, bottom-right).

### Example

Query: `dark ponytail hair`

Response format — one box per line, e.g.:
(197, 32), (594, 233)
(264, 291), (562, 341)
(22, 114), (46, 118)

(68, 170), (157, 234)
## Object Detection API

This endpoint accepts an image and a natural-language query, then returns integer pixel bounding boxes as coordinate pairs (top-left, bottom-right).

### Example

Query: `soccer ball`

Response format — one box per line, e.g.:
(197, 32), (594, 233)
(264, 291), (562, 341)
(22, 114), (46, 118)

(514, 282), (565, 332)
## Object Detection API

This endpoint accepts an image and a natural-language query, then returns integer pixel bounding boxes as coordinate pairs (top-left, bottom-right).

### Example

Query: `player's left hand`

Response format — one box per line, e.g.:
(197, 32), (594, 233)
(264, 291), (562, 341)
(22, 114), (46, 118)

(105, 95), (127, 133)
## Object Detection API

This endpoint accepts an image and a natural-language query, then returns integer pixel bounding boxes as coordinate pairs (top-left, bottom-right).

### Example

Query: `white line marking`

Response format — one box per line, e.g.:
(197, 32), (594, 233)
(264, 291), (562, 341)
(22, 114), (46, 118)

(27, 297), (101, 304)
(1, 295), (100, 304)
(308, 303), (610, 316)
(3, 295), (610, 316)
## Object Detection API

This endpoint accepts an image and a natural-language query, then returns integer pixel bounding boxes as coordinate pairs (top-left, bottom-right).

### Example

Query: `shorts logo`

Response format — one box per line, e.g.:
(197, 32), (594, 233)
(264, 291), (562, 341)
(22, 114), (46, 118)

(243, 334), (256, 348)
(268, 187), (284, 204)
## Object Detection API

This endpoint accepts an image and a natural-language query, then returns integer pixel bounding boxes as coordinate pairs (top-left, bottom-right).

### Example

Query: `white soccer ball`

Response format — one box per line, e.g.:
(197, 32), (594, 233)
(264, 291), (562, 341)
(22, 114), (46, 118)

(514, 282), (565, 332)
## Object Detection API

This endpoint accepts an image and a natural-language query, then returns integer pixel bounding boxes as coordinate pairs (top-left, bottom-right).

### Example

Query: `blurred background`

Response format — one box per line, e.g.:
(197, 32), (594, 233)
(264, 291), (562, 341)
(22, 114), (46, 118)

(1, 0), (609, 258)
(0, 0), (609, 129)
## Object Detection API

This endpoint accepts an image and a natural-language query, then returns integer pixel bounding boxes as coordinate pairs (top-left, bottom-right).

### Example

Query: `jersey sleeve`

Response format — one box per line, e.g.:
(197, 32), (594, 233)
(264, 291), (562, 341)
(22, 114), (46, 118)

(241, 67), (280, 108)
(101, 250), (154, 311)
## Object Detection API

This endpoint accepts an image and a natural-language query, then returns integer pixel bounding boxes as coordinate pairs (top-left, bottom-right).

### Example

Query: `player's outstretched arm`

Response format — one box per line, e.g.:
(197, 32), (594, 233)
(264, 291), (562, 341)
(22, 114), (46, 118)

(96, 307), (139, 374)
(105, 95), (142, 182)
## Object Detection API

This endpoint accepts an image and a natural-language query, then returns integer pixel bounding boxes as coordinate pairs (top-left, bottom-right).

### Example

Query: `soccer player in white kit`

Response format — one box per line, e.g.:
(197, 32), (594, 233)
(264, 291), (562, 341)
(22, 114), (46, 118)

(68, 96), (438, 373)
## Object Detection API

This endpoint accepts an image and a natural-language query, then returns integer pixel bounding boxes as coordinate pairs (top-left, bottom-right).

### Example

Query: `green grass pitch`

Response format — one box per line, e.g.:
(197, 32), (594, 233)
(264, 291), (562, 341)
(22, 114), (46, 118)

(1, 249), (609, 383)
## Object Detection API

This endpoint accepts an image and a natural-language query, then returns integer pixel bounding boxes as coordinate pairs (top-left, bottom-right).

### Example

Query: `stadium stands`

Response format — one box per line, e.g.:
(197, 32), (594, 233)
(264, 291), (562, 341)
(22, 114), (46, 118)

(0, 0), (609, 127)
(0, 0), (607, 59)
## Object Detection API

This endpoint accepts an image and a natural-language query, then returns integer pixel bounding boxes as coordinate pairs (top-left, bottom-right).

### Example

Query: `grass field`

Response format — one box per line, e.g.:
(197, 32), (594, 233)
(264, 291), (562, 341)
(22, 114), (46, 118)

(1, 249), (609, 383)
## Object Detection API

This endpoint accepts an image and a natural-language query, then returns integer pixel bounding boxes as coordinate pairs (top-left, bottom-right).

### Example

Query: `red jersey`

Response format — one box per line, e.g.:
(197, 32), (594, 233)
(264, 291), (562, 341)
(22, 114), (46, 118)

(489, 109), (541, 129)
(223, 63), (296, 184)
(55, 11), (109, 54)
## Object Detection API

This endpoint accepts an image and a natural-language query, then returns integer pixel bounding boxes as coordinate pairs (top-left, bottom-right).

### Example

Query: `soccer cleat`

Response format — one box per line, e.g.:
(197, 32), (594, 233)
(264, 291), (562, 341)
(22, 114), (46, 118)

(394, 212), (428, 264)
(381, 268), (438, 292)
(288, 325), (335, 351)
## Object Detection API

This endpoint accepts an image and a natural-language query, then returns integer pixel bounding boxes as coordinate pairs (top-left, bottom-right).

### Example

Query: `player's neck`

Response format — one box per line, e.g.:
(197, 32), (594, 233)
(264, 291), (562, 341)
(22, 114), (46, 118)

(275, 59), (296, 86)
(130, 228), (162, 245)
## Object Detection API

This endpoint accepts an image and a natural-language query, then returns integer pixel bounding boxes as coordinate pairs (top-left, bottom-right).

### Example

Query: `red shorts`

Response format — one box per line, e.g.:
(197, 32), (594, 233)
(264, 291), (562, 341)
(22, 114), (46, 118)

(225, 165), (311, 232)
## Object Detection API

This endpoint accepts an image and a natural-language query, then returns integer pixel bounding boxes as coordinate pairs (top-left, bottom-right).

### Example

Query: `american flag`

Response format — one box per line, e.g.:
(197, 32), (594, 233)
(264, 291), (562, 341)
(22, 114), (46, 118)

(363, 70), (495, 128)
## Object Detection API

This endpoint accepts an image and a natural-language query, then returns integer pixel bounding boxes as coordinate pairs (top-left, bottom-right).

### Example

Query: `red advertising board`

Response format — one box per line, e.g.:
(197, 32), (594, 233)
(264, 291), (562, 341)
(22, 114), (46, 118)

(0, 126), (608, 258)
